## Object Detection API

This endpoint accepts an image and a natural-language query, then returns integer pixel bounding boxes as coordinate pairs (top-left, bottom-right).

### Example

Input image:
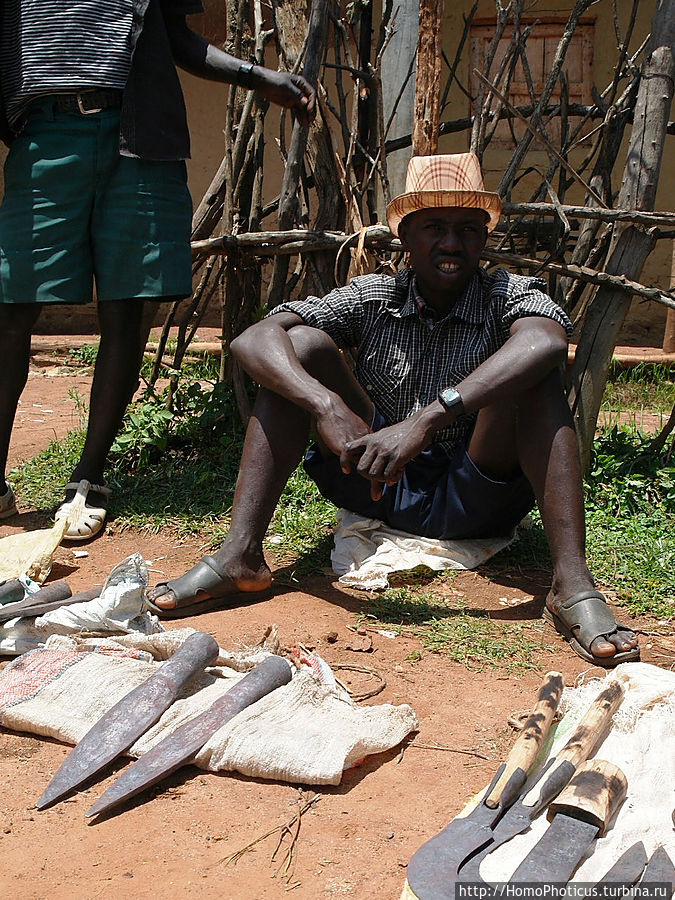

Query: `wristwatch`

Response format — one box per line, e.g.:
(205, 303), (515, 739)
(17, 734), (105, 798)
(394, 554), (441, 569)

(437, 386), (465, 418)
(236, 61), (256, 89)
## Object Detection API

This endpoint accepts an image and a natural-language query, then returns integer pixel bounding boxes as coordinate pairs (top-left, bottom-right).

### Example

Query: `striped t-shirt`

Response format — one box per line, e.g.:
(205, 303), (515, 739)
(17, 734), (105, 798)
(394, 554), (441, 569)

(1, 0), (135, 127)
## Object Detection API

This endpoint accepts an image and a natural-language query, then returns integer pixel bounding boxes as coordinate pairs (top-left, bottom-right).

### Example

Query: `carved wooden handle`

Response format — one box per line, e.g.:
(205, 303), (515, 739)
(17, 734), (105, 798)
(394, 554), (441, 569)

(556, 681), (625, 767)
(521, 680), (624, 808)
(484, 670), (564, 808)
(547, 758), (627, 836)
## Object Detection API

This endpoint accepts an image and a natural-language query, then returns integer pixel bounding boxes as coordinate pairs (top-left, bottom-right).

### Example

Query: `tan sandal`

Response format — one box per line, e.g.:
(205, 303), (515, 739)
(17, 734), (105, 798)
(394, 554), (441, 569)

(55, 479), (112, 541)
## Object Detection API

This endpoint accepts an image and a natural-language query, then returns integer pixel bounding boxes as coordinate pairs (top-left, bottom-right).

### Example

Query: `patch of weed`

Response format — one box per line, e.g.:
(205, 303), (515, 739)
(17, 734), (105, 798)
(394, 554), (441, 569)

(366, 586), (551, 671)
(603, 362), (675, 418)
(68, 343), (99, 366)
(268, 466), (337, 574)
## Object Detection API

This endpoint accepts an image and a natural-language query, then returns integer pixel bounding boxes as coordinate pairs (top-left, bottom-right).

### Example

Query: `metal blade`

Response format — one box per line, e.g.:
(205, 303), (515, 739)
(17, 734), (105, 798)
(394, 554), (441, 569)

(458, 758), (577, 882)
(36, 631), (219, 809)
(593, 842), (648, 896)
(509, 814), (599, 882)
(406, 762), (530, 899)
(407, 671), (565, 899)
(0, 579), (26, 606)
(86, 654), (292, 819)
(0, 586), (101, 623)
(634, 847), (675, 899)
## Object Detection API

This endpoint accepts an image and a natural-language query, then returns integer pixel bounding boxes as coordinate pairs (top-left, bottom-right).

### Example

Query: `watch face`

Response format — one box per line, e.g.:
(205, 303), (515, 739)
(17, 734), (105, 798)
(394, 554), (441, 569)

(440, 387), (460, 405)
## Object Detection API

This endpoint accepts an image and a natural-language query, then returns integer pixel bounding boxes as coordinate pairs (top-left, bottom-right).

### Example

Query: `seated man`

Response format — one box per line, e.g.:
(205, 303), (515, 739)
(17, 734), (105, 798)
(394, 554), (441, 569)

(150, 152), (639, 667)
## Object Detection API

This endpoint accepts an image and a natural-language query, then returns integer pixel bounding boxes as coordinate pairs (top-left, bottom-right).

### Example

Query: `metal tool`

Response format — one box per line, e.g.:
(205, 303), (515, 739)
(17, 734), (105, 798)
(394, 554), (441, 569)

(509, 758), (627, 882)
(0, 585), (101, 623)
(637, 846), (674, 898)
(36, 630), (220, 809)
(458, 680), (625, 883)
(0, 579), (26, 606)
(592, 842), (648, 897)
(406, 670), (564, 899)
(86, 653), (293, 819)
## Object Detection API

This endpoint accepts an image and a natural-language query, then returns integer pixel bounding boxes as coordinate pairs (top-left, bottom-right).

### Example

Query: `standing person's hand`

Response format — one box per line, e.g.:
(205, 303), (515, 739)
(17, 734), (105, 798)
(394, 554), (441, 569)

(251, 68), (316, 126)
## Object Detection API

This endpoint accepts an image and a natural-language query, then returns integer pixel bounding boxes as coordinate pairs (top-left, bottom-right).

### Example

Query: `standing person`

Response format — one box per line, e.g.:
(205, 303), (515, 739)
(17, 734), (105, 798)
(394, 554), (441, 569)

(0, 0), (315, 539)
(149, 153), (640, 668)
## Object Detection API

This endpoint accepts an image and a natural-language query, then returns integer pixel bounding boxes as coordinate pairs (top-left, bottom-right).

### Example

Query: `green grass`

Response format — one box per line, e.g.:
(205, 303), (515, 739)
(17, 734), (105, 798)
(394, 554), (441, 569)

(488, 425), (675, 619)
(363, 586), (553, 671)
(602, 362), (675, 418)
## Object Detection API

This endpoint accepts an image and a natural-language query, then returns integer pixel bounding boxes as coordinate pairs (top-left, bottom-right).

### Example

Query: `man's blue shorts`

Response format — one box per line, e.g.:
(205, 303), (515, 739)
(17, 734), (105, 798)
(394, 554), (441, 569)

(304, 409), (535, 540)
(0, 100), (193, 305)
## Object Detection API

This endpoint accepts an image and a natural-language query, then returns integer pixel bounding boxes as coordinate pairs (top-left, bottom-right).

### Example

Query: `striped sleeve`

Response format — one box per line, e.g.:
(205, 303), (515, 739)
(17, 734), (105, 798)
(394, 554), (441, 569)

(498, 272), (573, 337)
(271, 279), (370, 348)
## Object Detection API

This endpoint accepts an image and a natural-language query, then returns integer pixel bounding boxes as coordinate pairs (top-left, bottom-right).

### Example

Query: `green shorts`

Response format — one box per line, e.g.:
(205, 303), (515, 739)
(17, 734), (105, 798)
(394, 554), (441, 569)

(0, 99), (193, 304)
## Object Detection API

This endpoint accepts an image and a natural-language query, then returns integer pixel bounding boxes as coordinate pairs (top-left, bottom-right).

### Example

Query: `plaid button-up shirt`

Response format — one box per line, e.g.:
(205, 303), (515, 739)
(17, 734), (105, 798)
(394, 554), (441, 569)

(273, 267), (573, 455)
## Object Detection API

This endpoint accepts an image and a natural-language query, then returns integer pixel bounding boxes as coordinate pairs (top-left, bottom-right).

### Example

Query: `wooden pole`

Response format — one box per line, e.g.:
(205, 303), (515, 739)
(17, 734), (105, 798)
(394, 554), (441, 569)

(665, 240), (675, 352)
(413, 0), (444, 156)
(568, 0), (675, 470)
(266, 0), (329, 308)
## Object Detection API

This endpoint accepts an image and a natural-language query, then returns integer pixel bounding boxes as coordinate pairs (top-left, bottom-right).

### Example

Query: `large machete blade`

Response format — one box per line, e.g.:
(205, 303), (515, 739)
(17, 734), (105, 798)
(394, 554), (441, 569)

(509, 758), (627, 883)
(36, 630), (220, 810)
(86, 653), (292, 819)
(406, 670), (564, 899)
(458, 680), (625, 883)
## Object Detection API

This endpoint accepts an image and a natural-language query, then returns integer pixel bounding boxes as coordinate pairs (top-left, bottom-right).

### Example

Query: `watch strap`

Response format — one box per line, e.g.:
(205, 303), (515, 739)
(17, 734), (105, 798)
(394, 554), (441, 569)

(236, 61), (256, 89)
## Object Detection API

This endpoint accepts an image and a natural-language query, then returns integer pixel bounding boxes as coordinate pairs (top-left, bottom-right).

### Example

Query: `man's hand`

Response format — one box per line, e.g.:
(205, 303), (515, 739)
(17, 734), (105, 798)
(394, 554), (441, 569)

(342, 418), (432, 500)
(314, 398), (372, 461)
(253, 69), (316, 126)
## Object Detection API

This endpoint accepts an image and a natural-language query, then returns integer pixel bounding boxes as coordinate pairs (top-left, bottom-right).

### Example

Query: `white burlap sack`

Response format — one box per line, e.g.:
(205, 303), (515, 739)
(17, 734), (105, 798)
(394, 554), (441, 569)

(479, 663), (675, 882)
(0, 631), (418, 786)
(332, 509), (518, 590)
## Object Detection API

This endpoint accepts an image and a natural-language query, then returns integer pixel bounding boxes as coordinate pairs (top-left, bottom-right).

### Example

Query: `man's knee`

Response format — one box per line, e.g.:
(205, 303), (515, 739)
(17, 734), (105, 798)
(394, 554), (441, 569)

(515, 367), (570, 420)
(287, 324), (340, 373)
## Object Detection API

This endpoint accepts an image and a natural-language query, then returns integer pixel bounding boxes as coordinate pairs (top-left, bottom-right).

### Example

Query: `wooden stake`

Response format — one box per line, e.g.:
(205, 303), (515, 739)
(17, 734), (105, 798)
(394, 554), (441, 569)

(413, 0), (444, 156)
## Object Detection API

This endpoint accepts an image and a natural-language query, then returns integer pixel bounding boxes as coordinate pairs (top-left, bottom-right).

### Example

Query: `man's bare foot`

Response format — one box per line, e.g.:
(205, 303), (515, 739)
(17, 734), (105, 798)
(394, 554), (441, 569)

(545, 587), (639, 665)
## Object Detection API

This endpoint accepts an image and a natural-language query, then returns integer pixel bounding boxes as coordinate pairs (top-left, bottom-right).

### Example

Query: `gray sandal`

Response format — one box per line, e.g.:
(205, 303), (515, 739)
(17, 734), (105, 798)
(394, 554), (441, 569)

(543, 589), (640, 667)
(147, 555), (268, 620)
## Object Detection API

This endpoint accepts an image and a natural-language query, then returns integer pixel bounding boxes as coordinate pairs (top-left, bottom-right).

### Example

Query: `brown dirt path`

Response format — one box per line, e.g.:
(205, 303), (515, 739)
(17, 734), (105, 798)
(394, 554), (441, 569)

(0, 346), (669, 900)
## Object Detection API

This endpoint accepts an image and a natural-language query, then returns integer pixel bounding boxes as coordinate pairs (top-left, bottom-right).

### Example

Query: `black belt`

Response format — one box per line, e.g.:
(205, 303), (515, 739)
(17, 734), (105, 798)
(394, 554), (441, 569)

(52, 90), (123, 115)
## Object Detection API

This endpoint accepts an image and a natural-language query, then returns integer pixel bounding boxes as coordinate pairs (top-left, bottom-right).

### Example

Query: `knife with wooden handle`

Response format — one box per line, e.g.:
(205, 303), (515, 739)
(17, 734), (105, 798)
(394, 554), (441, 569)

(458, 681), (625, 883)
(509, 758), (628, 882)
(406, 670), (564, 899)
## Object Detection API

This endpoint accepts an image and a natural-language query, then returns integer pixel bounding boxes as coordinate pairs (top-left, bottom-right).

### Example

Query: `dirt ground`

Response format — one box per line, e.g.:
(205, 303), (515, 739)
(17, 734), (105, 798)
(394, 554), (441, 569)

(0, 342), (671, 900)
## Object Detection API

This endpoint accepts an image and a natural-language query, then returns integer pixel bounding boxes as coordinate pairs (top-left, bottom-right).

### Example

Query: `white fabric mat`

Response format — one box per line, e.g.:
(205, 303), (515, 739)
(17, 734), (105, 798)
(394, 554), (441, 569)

(331, 508), (519, 589)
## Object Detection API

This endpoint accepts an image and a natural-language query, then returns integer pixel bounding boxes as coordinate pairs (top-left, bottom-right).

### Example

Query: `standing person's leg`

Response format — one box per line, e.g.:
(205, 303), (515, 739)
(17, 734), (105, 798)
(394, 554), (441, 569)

(467, 368), (638, 663)
(56, 115), (194, 539)
(0, 304), (42, 513)
(59, 296), (147, 496)
(150, 326), (373, 616)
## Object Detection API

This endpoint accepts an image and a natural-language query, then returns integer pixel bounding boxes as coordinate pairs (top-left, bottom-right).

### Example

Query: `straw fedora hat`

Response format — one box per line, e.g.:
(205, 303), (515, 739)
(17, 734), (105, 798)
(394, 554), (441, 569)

(386, 152), (501, 237)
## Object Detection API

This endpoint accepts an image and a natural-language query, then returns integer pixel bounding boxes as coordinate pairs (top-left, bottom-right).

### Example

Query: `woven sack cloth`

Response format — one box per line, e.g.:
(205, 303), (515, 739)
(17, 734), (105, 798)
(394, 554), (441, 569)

(0, 630), (418, 786)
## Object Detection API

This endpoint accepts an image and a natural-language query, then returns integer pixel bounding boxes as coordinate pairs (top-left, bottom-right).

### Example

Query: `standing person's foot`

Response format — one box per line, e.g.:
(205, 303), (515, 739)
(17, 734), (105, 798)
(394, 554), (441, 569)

(55, 479), (112, 541)
(0, 482), (17, 519)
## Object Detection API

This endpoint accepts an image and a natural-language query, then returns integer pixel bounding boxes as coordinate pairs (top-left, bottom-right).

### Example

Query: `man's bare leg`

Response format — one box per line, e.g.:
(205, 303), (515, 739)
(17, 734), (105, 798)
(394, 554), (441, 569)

(63, 298), (149, 506)
(0, 303), (42, 490)
(467, 368), (638, 661)
(151, 326), (372, 610)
